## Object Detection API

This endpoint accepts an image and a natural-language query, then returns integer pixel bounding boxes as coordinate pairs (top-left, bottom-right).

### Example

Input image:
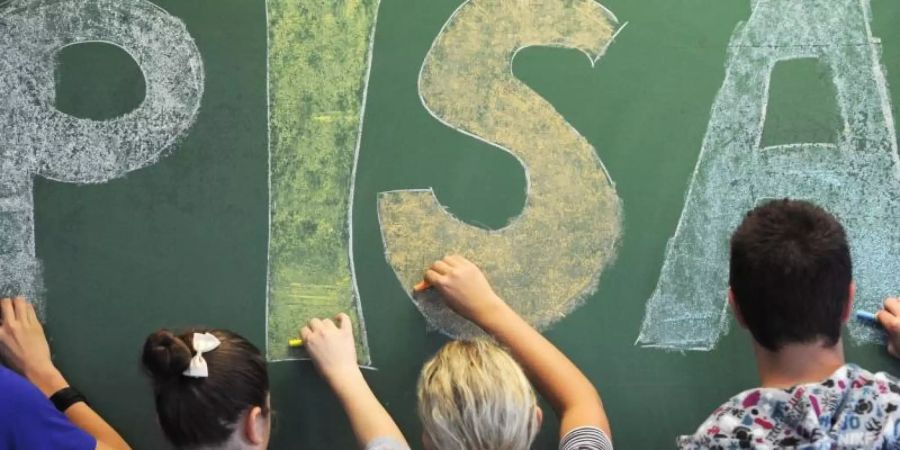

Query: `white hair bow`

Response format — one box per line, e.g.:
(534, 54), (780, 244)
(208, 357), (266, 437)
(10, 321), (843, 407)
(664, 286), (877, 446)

(183, 332), (221, 378)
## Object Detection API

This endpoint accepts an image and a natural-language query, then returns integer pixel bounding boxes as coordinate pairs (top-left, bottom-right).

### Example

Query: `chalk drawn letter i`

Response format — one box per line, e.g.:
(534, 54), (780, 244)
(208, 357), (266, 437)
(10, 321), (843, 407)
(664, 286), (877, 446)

(637, 0), (899, 350)
(378, 0), (623, 338)
(266, 0), (379, 363)
(0, 0), (204, 314)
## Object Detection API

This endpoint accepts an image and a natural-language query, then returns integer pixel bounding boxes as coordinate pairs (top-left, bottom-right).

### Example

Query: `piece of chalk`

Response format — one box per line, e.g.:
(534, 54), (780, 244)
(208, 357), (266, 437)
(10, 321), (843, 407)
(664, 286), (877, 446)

(856, 310), (879, 324)
(414, 280), (431, 292)
(288, 338), (304, 348)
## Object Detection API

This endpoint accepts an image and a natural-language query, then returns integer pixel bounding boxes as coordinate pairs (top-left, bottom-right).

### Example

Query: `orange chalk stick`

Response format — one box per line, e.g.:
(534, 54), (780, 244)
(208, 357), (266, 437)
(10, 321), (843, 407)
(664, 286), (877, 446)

(414, 280), (431, 292)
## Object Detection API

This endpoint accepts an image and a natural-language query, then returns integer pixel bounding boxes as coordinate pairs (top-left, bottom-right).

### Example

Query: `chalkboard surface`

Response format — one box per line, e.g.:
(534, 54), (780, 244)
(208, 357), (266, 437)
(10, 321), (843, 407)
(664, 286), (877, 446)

(10, 0), (900, 448)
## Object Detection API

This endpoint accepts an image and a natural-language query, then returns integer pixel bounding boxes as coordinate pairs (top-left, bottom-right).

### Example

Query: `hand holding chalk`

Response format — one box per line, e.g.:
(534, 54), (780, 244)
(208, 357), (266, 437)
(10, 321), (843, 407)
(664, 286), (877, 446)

(421, 255), (506, 326)
(300, 313), (359, 380)
(879, 297), (900, 358)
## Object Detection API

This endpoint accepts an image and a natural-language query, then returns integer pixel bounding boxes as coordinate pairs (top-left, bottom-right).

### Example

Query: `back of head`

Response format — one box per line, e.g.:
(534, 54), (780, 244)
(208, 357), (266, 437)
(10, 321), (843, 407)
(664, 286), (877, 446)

(417, 339), (539, 450)
(729, 199), (852, 351)
(141, 328), (269, 449)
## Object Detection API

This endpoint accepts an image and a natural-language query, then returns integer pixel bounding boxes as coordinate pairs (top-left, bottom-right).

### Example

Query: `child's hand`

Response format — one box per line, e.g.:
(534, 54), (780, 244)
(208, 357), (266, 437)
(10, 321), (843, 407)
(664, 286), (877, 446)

(877, 297), (900, 358)
(424, 255), (507, 325)
(0, 297), (67, 395)
(301, 313), (359, 383)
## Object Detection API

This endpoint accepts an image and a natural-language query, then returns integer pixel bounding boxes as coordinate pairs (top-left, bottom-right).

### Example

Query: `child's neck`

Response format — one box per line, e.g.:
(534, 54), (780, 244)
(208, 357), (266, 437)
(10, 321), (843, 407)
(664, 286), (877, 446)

(753, 339), (845, 389)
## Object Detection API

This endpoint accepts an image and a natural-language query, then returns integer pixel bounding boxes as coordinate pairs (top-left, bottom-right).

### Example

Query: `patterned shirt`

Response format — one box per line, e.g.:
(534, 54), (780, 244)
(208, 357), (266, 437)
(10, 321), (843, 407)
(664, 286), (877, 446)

(366, 426), (613, 450)
(679, 364), (900, 449)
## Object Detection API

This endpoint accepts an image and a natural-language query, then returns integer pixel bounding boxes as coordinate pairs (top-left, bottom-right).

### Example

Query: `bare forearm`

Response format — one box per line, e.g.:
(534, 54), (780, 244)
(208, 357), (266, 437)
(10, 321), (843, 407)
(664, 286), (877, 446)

(329, 369), (408, 449)
(66, 403), (132, 450)
(29, 367), (131, 450)
(480, 300), (610, 437)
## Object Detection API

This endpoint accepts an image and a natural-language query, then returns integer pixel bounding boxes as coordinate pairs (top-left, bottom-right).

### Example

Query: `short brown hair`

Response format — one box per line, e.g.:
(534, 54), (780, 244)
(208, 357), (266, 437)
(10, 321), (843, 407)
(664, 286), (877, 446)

(729, 199), (852, 351)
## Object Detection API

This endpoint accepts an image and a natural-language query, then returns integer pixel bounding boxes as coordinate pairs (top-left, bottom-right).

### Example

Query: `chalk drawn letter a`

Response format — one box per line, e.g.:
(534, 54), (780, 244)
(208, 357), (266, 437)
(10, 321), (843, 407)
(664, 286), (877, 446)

(378, 0), (623, 338)
(638, 0), (899, 350)
(0, 0), (204, 313)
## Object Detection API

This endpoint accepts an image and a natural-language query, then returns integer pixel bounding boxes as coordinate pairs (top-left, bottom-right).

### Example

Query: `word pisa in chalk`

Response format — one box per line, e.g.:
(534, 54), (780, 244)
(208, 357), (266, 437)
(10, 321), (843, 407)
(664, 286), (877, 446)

(378, 0), (623, 339)
(638, 0), (899, 350)
(0, 0), (204, 315)
(265, 0), (379, 364)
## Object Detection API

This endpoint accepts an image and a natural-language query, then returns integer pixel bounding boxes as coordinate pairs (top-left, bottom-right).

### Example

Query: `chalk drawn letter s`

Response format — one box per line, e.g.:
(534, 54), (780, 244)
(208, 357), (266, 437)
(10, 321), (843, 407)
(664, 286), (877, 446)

(0, 0), (204, 313)
(638, 0), (898, 350)
(378, 0), (623, 338)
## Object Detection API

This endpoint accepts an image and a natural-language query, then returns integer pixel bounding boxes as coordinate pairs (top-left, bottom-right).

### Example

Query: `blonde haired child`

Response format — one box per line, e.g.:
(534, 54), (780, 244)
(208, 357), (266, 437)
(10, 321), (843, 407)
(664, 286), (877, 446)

(416, 339), (539, 450)
(302, 255), (612, 450)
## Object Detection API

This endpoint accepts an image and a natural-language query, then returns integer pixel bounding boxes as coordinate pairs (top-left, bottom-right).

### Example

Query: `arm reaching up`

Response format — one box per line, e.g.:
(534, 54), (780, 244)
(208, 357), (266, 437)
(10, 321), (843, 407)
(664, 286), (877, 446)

(302, 314), (408, 449)
(0, 297), (131, 450)
(424, 255), (612, 440)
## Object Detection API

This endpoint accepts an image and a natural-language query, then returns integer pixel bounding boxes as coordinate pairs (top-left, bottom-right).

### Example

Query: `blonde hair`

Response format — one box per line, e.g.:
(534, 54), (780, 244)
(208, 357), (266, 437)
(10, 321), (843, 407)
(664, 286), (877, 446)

(417, 338), (539, 450)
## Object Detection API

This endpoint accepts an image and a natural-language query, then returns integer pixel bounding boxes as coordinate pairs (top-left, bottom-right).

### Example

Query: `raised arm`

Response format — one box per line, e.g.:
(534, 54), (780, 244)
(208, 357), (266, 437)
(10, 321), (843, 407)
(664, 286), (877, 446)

(0, 297), (131, 450)
(302, 313), (408, 449)
(424, 255), (611, 439)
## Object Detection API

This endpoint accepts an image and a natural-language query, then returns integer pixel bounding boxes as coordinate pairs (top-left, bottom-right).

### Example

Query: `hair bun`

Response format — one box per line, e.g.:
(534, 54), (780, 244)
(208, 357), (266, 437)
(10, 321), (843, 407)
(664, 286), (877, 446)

(142, 330), (193, 380)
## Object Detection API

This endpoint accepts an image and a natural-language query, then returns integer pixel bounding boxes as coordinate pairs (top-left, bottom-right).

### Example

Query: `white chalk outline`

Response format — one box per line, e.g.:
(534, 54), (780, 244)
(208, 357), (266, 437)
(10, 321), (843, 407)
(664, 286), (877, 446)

(264, 0), (382, 368)
(1, 0), (203, 314)
(636, 0), (899, 351)
(396, 1), (626, 235)
(377, 0), (626, 337)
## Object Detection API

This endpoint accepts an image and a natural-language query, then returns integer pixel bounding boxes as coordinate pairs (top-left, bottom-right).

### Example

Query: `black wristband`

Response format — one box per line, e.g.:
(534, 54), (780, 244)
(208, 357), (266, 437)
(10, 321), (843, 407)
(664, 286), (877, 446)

(49, 386), (87, 412)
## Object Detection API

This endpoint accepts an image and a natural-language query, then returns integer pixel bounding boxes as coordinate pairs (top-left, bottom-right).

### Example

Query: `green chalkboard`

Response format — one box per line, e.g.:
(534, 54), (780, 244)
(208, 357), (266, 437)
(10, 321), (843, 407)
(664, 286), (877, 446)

(12, 0), (900, 448)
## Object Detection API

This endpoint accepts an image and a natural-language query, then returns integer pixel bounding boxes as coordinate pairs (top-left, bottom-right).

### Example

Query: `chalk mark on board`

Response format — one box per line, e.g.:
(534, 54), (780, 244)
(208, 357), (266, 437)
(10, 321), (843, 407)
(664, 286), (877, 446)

(0, 0), (203, 315)
(378, 0), (623, 338)
(637, 0), (899, 350)
(266, 0), (380, 364)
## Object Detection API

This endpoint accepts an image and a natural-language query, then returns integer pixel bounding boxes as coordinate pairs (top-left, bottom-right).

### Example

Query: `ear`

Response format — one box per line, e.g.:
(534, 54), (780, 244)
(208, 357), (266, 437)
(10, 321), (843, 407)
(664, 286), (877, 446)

(535, 405), (544, 428)
(728, 288), (747, 328)
(841, 281), (856, 324)
(243, 406), (267, 446)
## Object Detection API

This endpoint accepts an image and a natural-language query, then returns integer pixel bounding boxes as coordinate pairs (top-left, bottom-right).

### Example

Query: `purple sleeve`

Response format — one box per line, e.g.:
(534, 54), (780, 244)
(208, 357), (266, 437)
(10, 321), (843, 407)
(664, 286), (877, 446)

(0, 366), (96, 450)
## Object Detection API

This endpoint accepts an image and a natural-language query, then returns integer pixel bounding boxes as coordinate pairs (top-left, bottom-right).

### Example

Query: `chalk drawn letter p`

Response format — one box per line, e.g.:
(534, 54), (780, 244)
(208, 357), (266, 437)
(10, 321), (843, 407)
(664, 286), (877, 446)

(0, 0), (204, 312)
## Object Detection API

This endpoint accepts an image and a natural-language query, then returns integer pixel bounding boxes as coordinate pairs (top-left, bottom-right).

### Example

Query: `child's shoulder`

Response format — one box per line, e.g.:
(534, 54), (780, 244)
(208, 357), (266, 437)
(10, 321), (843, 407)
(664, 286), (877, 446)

(838, 363), (900, 398)
(678, 364), (900, 449)
(0, 365), (46, 407)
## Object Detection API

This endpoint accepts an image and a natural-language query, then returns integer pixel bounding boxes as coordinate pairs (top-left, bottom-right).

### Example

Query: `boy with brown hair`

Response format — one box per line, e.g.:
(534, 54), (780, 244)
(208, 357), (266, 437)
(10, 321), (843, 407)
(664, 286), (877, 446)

(680, 199), (900, 448)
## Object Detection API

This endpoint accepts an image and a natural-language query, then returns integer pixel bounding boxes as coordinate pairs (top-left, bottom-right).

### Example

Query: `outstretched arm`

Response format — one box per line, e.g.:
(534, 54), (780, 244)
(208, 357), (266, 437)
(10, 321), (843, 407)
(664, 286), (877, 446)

(302, 314), (408, 449)
(0, 297), (131, 450)
(423, 255), (611, 439)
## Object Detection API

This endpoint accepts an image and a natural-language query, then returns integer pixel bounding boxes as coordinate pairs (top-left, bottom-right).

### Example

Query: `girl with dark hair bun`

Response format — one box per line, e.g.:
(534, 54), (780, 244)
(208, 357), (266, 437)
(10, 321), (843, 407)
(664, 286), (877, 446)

(141, 328), (270, 450)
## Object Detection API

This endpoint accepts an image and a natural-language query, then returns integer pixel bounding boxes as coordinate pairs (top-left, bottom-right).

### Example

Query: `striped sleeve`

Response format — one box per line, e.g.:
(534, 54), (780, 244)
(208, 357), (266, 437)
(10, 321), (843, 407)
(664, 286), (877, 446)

(559, 426), (614, 450)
